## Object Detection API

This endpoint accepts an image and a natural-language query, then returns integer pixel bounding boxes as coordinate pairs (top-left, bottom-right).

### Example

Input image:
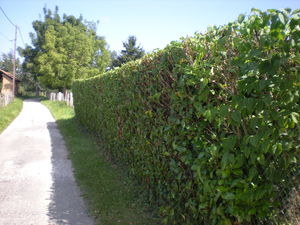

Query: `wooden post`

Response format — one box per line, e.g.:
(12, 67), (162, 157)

(12, 25), (17, 97)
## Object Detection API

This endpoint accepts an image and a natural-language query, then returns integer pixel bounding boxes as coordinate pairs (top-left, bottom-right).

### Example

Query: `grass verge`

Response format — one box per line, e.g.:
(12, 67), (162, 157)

(0, 98), (23, 133)
(42, 100), (160, 225)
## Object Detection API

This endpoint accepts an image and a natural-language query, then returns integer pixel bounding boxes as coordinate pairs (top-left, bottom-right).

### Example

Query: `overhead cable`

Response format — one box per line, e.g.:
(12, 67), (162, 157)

(18, 27), (25, 46)
(0, 31), (11, 41)
(0, 6), (16, 27)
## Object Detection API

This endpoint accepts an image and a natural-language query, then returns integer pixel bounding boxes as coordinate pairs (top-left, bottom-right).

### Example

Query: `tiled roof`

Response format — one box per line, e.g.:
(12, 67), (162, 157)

(0, 69), (20, 81)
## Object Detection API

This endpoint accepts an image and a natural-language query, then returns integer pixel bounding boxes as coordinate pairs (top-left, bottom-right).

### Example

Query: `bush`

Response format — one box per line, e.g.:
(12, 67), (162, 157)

(73, 9), (300, 224)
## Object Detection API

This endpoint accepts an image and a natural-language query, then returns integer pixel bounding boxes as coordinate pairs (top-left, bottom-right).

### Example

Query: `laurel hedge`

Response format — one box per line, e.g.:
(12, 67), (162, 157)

(73, 9), (300, 224)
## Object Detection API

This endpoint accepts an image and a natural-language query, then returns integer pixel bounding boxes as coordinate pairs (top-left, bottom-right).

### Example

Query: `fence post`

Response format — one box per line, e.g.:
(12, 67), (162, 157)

(0, 93), (14, 107)
(48, 91), (73, 107)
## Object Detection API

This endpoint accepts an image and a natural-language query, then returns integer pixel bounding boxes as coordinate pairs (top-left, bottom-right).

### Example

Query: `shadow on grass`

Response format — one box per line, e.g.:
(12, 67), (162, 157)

(46, 121), (94, 225)
(46, 116), (161, 225)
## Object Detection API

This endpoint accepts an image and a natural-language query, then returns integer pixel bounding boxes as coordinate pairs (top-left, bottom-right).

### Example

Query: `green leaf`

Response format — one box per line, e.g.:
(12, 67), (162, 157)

(222, 169), (231, 178)
(278, 13), (285, 24)
(291, 112), (299, 124)
(257, 154), (266, 165)
(223, 192), (235, 200)
(198, 202), (208, 209)
(231, 111), (241, 124)
(222, 152), (230, 168)
(223, 218), (232, 225)
(291, 39), (296, 47)
(232, 169), (243, 176)
(251, 8), (262, 14)
(249, 135), (259, 147)
(276, 143), (283, 155)
(204, 109), (212, 122)
(249, 167), (258, 180)
(196, 167), (204, 183)
(223, 135), (237, 151)
(292, 9), (300, 16)
(283, 8), (291, 15)
(238, 14), (245, 23)
(216, 186), (227, 193)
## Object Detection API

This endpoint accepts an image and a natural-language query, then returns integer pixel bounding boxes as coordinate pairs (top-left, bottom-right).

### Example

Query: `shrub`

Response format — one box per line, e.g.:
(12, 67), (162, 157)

(73, 9), (300, 224)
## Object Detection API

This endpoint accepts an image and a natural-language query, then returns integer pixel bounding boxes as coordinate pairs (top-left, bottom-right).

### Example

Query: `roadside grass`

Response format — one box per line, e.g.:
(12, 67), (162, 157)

(0, 98), (23, 133)
(42, 100), (161, 225)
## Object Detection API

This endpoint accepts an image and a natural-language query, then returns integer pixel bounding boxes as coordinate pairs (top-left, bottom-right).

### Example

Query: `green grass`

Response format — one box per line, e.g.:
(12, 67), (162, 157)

(42, 100), (160, 225)
(0, 98), (23, 133)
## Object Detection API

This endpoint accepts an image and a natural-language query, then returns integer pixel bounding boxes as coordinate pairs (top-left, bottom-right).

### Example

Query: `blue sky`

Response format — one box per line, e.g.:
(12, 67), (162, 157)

(0, 0), (299, 56)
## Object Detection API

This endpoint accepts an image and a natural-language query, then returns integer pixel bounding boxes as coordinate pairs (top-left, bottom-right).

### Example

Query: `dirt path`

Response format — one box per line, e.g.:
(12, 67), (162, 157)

(0, 99), (94, 225)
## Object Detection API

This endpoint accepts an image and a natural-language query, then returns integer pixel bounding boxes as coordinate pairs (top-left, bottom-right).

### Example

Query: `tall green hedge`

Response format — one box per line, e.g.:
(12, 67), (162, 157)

(73, 9), (300, 224)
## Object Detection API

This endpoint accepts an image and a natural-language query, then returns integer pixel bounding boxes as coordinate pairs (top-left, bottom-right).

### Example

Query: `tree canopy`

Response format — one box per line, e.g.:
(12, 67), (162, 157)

(21, 6), (110, 91)
(111, 36), (145, 68)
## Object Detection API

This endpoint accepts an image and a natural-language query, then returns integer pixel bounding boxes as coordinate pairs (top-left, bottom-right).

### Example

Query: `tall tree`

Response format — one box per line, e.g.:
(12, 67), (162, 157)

(21, 6), (110, 91)
(111, 36), (145, 68)
(19, 46), (41, 95)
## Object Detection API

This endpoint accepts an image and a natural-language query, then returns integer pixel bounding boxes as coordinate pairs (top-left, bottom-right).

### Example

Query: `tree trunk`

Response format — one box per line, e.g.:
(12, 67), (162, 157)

(35, 85), (39, 96)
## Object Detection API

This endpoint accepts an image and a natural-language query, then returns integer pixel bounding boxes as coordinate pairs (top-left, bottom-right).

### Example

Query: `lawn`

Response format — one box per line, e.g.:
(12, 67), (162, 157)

(42, 100), (160, 225)
(0, 98), (23, 133)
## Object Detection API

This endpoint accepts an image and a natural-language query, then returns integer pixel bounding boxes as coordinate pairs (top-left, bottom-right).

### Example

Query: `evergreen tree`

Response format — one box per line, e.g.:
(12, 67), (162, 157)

(111, 36), (145, 68)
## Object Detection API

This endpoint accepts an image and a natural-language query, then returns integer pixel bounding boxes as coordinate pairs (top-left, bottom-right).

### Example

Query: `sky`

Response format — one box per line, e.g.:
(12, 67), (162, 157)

(0, 0), (299, 57)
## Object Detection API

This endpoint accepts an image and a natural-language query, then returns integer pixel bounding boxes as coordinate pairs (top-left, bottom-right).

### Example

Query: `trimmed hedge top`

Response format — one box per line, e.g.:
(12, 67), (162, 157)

(73, 9), (300, 224)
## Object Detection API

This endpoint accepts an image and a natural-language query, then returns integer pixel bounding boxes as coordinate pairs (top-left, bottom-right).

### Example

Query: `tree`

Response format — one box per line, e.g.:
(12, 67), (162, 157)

(21, 6), (110, 91)
(19, 46), (42, 95)
(111, 36), (145, 68)
(0, 52), (22, 76)
(0, 51), (38, 95)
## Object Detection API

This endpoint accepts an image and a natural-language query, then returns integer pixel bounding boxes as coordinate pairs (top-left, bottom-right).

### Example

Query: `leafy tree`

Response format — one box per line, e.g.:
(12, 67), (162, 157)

(18, 46), (41, 95)
(111, 36), (145, 68)
(21, 6), (110, 91)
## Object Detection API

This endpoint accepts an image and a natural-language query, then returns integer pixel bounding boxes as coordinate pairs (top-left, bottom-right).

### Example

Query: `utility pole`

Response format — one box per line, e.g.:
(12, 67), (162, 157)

(12, 25), (17, 97)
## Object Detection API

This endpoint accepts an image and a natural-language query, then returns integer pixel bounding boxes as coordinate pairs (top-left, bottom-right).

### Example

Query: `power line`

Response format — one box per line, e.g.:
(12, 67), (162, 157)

(0, 6), (26, 47)
(0, 6), (17, 97)
(0, 31), (11, 41)
(18, 27), (25, 46)
(0, 6), (15, 27)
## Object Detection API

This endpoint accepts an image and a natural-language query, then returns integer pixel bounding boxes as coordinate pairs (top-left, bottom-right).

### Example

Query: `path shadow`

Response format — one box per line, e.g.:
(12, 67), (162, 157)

(23, 98), (44, 103)
(46, 121), (93, 225)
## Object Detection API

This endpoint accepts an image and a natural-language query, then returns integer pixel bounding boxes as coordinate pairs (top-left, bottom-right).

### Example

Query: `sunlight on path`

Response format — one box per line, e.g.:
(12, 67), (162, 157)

(0, 99), (93, 225)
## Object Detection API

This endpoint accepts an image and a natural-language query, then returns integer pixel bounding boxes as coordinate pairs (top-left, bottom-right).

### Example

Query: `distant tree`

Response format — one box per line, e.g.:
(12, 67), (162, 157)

(21, 6), (110, 92)
(0, 52), (22, 76)
(0, 51), (38, 95)
(111, 36), (145, 68)
(110, 50), (118, 68)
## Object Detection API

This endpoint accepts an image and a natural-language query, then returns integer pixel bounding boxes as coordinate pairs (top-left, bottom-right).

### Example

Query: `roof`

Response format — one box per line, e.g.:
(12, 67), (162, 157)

(0, 69), (20, 82)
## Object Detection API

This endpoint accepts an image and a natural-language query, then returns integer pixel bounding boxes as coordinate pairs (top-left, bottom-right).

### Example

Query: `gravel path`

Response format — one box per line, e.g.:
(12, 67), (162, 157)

(0, 99), (94, 225)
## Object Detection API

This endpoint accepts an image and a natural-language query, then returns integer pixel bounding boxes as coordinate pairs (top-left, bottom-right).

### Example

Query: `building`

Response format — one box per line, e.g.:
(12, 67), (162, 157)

(0, 69), (20, 95)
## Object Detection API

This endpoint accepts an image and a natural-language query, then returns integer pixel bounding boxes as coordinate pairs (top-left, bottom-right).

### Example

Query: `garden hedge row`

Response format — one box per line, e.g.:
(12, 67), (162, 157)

(73, 9), (300, 224)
